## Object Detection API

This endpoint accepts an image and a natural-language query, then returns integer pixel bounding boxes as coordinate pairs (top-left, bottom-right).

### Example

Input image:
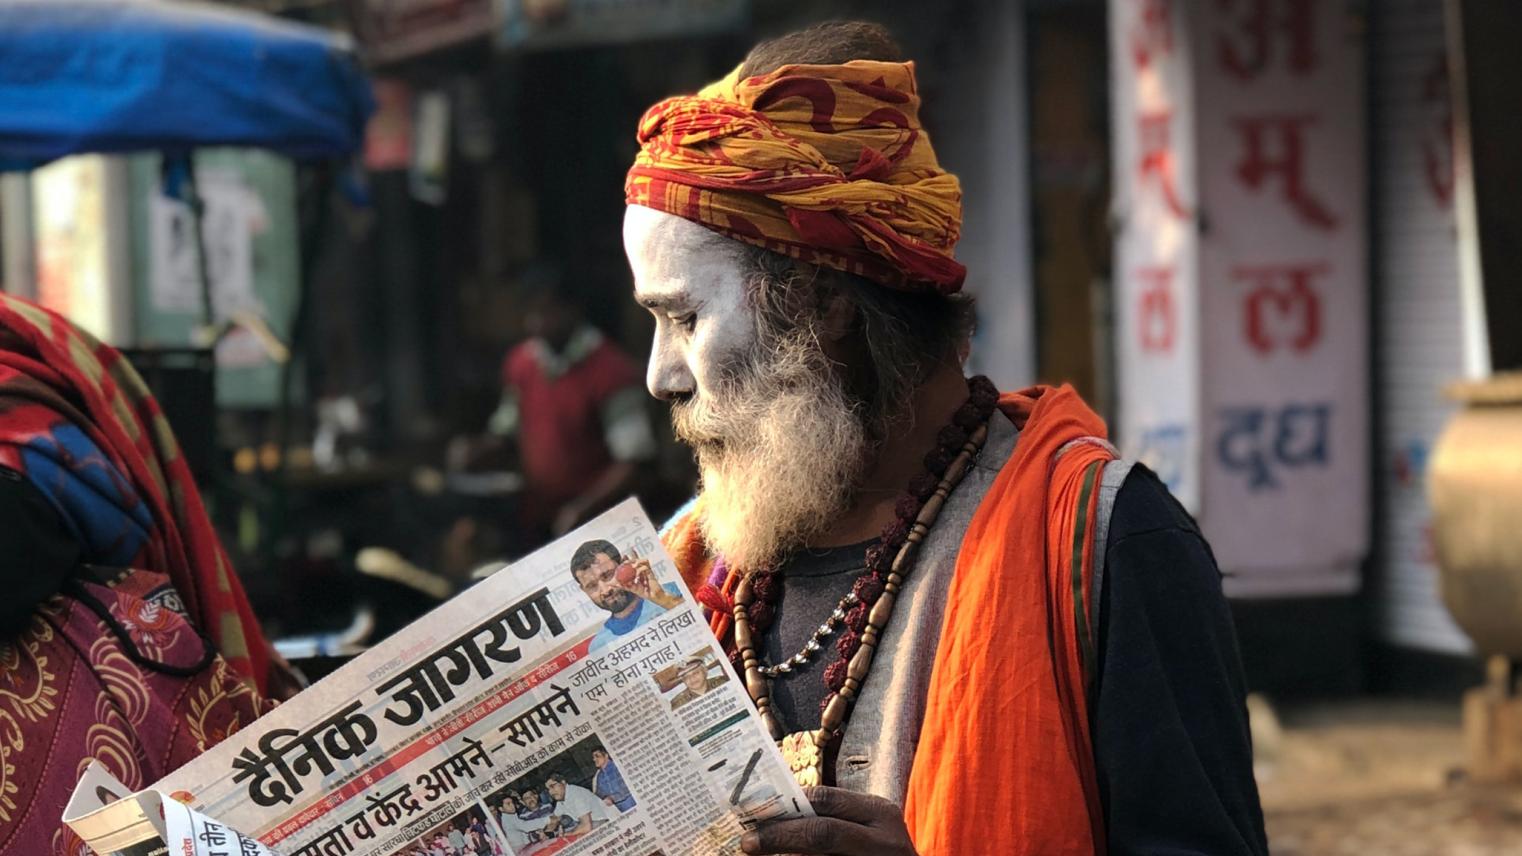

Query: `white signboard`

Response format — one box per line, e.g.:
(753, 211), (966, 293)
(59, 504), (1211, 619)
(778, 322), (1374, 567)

(1110, 0), (1369, 596)
(1192, 0), (1368, 595)
(148, 169), (264, 320)
(1110, 0), (1202, 511)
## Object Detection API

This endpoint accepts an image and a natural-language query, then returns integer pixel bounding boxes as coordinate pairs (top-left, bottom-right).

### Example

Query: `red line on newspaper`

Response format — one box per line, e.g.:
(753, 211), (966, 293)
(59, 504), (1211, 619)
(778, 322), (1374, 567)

(264, 639), (594, 845)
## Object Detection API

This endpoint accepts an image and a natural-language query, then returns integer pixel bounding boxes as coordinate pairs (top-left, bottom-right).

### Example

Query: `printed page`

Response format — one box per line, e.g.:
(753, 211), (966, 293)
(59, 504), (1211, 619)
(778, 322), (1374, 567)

(66, 499), (810, 856)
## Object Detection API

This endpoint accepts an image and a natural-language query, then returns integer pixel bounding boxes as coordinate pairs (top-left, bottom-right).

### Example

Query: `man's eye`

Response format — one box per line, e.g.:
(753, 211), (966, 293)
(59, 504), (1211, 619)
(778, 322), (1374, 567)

(671, 313), (696, 332)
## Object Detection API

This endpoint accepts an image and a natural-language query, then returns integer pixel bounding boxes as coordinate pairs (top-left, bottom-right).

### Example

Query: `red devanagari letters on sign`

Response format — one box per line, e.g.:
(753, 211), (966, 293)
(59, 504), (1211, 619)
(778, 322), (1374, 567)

(1136, 266), (1177, 354)
(1422, 54), (1454, 209)
(1138, 110), (1189, 219)
(1233, 262), (1326, 355)
(1214, 0), (1317, 80)
(1232, 114), (1339, 230)
(1130, 0), (1175, 70)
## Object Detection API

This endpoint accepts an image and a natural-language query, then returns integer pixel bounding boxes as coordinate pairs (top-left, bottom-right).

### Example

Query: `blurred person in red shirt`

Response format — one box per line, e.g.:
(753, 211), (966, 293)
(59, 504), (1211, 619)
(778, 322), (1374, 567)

(479, 266), (657, 536)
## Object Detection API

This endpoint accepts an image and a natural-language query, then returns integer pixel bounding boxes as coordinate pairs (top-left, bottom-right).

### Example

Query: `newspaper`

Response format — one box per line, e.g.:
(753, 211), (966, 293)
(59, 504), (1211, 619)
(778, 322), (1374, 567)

(64, 499), (811, 856)
(63, 761), (278, 856)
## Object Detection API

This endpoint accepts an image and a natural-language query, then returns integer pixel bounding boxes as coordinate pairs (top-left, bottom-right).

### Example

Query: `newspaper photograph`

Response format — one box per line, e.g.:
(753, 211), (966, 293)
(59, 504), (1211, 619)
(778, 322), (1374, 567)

(63, 499), (812, 856)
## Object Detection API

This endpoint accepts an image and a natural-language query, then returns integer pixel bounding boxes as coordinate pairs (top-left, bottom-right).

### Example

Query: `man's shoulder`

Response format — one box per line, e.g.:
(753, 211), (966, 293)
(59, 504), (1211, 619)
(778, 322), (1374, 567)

(1107, 463), (1201, 546)
(1097, 463), (1228, 616)
(590, 622), (623, 649)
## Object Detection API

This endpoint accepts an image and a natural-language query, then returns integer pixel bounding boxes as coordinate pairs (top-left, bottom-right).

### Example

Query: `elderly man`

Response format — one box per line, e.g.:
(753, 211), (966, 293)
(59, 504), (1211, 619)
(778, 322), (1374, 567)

(627, 20), (1267, 856)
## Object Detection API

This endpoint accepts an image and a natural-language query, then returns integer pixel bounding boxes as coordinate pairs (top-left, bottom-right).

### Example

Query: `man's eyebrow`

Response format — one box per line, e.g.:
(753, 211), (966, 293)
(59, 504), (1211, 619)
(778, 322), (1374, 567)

(636, 291), (691, 312)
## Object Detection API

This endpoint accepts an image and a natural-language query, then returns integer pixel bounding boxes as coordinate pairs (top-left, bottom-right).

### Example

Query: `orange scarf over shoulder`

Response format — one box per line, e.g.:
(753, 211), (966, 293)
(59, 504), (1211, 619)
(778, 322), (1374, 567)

(664, 384), (1113, 854)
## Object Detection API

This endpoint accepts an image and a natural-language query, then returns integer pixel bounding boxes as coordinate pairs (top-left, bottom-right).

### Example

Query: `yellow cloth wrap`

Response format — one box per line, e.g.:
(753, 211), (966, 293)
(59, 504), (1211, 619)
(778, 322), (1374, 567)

(626, 60), (966, 293)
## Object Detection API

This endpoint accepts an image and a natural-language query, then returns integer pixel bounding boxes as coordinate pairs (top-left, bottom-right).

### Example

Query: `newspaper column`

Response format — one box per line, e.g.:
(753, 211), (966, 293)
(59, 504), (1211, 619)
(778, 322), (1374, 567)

(1110, 0), (1369, 597)
(1110, 0), (1203, 511)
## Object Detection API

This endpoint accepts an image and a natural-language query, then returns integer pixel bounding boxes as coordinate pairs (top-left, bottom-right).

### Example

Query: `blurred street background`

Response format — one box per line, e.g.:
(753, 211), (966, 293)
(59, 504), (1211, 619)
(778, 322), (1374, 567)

(1258, 699), (1522, 855)
(5, 1), (1522, 851)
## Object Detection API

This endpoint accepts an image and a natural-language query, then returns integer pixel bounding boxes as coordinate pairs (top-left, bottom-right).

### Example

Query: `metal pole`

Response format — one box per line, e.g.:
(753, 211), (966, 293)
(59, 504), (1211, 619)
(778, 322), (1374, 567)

(183, 154), (217, 333)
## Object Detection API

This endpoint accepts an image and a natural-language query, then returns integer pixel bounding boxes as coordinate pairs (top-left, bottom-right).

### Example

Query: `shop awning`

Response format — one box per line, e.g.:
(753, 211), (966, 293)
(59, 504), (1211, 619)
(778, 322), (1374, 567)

(0, 0), (374, 171)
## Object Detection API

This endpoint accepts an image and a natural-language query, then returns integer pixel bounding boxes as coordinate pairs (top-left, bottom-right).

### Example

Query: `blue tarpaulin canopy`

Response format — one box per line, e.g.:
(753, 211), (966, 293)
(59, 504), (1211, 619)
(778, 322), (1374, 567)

(0, 0), (374, 171)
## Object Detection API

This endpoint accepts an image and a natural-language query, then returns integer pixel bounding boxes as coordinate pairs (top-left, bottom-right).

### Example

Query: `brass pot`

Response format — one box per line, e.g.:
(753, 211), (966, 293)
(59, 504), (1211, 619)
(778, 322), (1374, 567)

(1430, 373), (1522, 657)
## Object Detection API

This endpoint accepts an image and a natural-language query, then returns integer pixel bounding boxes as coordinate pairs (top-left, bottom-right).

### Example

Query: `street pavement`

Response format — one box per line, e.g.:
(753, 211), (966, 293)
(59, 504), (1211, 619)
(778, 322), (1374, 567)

(1257, 698), (1522, 854)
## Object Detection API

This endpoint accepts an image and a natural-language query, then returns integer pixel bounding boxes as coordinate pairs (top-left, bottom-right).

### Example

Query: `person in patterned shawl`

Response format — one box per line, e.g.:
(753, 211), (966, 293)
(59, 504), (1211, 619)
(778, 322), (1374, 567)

(0, 293), (293, 853)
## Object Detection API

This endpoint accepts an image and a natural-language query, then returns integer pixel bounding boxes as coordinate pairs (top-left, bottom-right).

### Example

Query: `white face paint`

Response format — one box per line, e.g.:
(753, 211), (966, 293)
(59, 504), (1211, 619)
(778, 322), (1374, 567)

(622, 204), (872, 569)
(622, 205), (757, 402)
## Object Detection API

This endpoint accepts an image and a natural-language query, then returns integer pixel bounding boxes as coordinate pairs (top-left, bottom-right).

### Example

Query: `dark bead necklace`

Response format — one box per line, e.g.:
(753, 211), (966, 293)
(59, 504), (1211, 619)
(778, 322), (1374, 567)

(727, 375), (998, 767)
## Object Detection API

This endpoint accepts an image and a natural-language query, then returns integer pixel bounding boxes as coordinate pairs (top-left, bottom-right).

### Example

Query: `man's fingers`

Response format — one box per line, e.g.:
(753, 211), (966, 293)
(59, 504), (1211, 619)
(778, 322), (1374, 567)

(634, 560), (656, 592)
(802, 786), (900, 826)
(741, 817), (887, 855)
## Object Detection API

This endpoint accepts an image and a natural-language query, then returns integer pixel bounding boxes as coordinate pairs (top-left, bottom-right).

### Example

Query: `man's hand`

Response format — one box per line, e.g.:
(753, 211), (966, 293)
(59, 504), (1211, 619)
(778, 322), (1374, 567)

(618, 557), (683, 610)
(603, 796), (615, 806)
(740, 786), (916, 855)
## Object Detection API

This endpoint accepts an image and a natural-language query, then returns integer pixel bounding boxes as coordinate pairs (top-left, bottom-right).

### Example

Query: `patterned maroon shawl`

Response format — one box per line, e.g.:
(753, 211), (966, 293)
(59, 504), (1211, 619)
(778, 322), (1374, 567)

(0, 294), (288, 853)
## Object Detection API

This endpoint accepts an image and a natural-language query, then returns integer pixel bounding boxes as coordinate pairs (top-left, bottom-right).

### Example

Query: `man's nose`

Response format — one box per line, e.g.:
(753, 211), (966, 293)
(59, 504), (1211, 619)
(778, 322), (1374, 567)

(646, 338), (694, 401)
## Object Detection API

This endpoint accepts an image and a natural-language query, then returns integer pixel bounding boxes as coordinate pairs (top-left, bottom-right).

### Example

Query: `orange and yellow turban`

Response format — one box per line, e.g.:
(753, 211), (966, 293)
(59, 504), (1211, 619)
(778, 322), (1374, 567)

(626, 60), (966, 294)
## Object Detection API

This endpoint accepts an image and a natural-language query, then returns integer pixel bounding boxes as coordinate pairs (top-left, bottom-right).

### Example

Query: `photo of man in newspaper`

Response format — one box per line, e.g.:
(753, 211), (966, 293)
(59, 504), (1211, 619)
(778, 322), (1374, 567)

(492, 787), (556, 853)
(654, 648), (730, 711)
(483, 734), (631, 855)
(569, 539), (683, 651)
(590, 748), (635, 813)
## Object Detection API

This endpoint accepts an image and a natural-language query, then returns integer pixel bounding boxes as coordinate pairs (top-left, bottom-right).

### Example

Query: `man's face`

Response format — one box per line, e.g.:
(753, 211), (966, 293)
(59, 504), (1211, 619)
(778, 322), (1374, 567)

(624, 204), (873, 570)
(679, 664), (708, 693)
(522, 790), (540, 809)
(547, 780), (567, 801)
(592, 750), (609, 769)
(624, 204), (758, 405)
(574, 553), (637, 613)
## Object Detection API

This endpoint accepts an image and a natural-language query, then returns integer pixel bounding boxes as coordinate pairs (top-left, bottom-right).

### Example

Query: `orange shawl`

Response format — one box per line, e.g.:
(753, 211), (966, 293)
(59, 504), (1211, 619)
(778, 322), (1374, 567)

(664, 384), (1113, 854)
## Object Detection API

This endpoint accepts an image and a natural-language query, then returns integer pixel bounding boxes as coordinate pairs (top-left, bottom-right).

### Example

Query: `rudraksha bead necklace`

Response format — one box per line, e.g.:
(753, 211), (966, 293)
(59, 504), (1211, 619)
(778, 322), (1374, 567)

(730, 375), (998, 746)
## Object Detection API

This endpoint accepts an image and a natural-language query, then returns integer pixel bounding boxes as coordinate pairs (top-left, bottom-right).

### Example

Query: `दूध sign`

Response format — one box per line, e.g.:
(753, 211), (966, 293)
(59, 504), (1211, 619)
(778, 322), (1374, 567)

(1111, 0), (1368, 596)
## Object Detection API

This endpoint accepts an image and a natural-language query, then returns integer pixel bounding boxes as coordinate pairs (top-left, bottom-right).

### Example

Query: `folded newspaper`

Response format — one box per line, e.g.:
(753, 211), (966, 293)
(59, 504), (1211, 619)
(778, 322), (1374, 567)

(64, 499), (812, 856)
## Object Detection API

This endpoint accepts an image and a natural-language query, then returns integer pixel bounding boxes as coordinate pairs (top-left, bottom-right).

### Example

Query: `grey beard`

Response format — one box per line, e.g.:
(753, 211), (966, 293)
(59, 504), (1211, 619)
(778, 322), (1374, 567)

(671, 330), (872, 571)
